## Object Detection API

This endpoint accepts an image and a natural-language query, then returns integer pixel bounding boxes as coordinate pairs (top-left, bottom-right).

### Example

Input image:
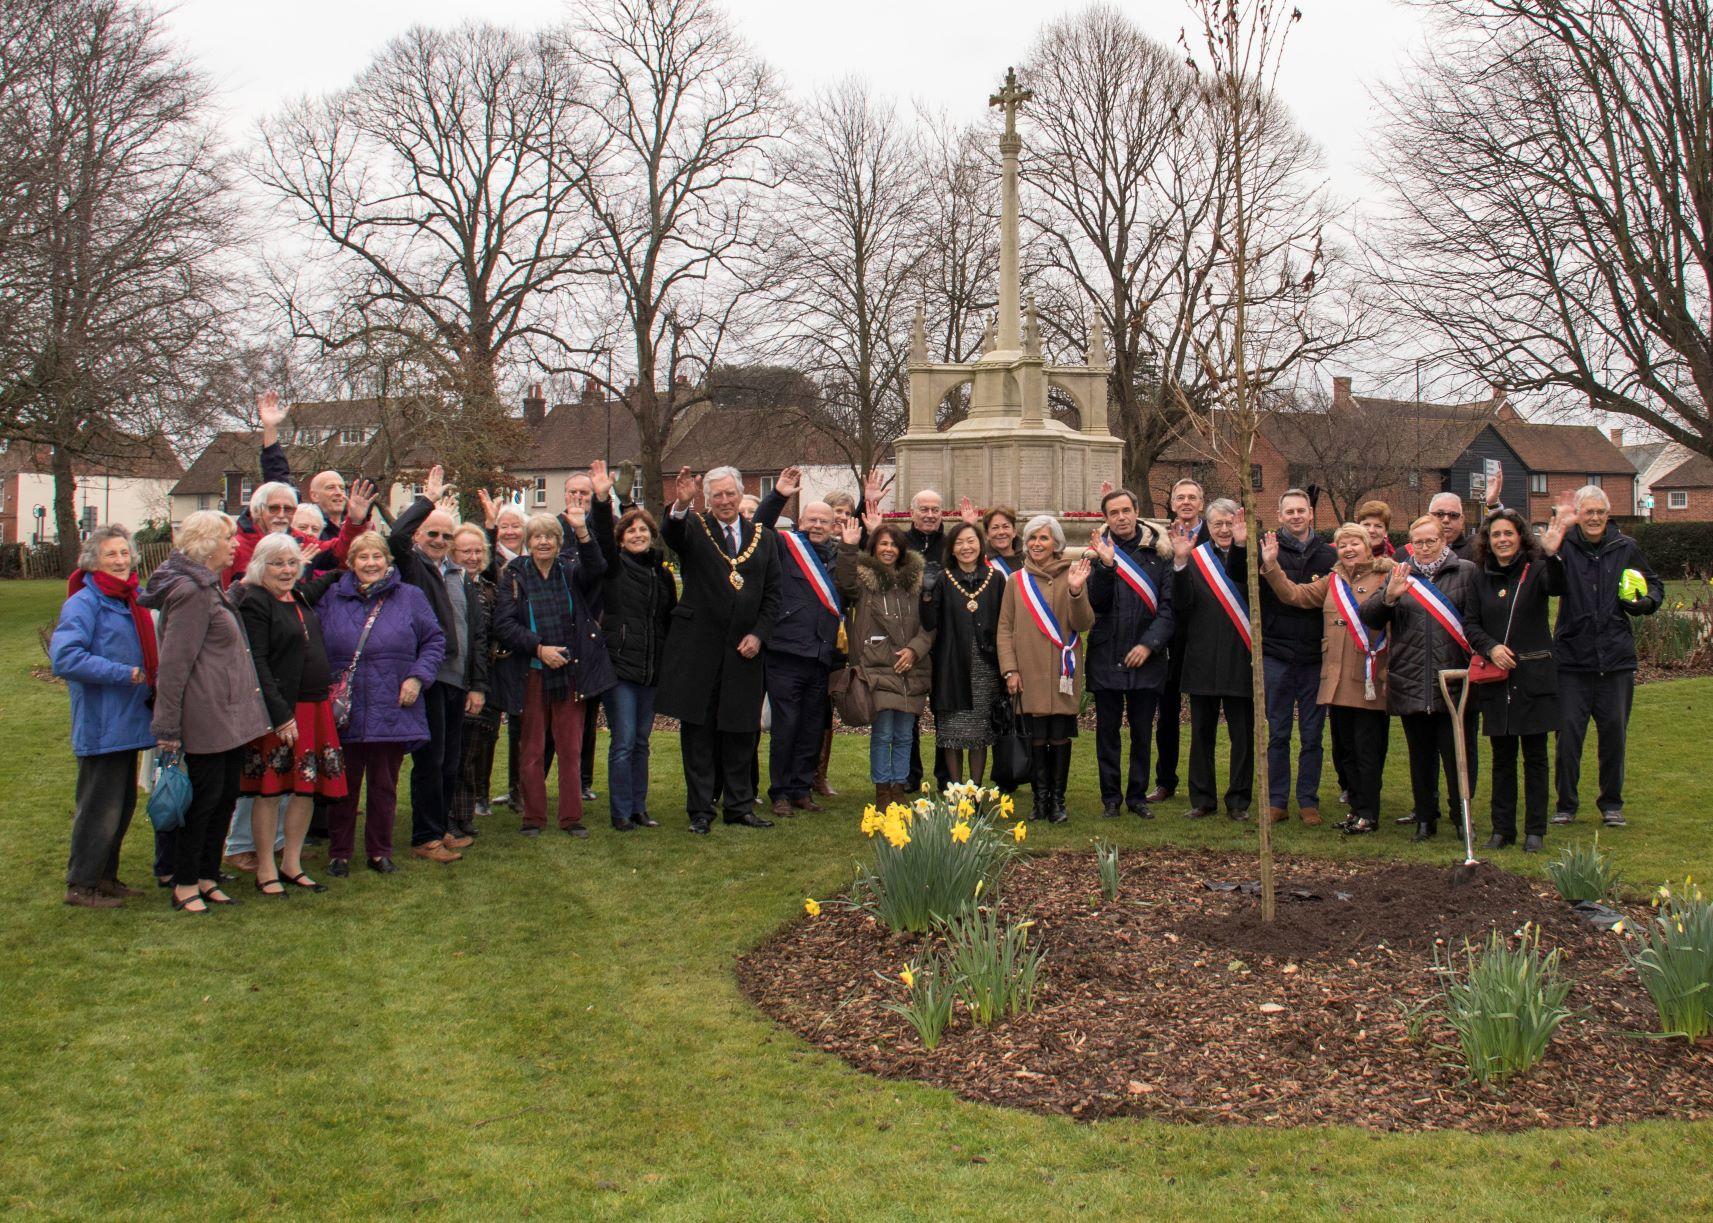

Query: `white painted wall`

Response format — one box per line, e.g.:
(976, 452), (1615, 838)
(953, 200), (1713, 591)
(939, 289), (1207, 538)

(13, 473), (174, 542)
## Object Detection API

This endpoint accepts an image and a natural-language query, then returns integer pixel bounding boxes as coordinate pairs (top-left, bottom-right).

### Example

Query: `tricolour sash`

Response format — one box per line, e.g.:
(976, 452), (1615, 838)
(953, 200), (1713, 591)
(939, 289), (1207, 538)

(1404, 573), (1470, 653)
(780, 531), (840, 616)
(987, 555), (1011, 579)
(1191, 541), (1251, 650)
(1110, 540), (1159, 613)
(1017, 570), (1078, 695)
(1329, 573), (1386, 701)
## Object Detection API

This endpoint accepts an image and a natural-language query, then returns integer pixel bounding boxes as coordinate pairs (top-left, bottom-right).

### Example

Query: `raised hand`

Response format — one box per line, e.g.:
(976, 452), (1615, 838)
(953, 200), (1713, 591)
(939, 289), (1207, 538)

(1232, 513), (1249, 546)
(1067, 555), (1092, 594)
(1170, 520), (1196, 563)
(564, 481), (590, 530)
(589, 459), (613, 501)
(1486, 465), (1504, 506)
(1099, 478), (1114, 500)
(958, 495), (979, 525)
(1260, 530), (1280, 569)
(423, 464), (447, 504)
(477, 488), (500, 528)
(776, 466), (802, 498)
(257, 391), (288, 430)
(839, 516), (862, 546)
(862, 467), (890, 508)
(861, 508), (883, 537)
(1090, 530), (1116, 567)
(346, 477), (376, 523)
(436, 493), (459, 516)
(673, 465), (699, 508)
(1386, 560), (1411, 602)
(615, 461), (637, 501)
(1541, 492), (1575, 555)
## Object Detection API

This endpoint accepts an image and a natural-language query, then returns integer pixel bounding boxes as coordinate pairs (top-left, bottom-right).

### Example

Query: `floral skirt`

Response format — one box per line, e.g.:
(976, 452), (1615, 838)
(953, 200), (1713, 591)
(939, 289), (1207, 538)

(242, 699), (349, 798)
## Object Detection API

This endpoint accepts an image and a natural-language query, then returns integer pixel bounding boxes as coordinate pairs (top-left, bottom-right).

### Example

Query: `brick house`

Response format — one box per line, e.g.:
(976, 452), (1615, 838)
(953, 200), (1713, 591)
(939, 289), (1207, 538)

(1650, 452), (1713, 521)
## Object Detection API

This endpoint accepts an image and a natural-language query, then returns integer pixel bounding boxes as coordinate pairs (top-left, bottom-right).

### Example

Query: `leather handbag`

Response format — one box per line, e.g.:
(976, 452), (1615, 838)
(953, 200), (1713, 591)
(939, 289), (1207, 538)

(146, 750), (191, 833)
(329, 596), (388, 728)
(989, 696), (1032, 791)
(1469, 563), (1528, 684)
(828, 665), (874, 728)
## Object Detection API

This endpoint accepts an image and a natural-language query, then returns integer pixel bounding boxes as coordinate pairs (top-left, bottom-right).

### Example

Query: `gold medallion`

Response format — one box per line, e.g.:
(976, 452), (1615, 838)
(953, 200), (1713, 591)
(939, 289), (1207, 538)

(730, 571), (745, 590)
(966, 598), (979, 612)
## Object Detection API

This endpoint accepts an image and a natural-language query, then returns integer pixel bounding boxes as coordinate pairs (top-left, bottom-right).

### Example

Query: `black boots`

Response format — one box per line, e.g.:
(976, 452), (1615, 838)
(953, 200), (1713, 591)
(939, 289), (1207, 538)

(1050, 742), (1071, 823)
(1029, 744), (1052, 821)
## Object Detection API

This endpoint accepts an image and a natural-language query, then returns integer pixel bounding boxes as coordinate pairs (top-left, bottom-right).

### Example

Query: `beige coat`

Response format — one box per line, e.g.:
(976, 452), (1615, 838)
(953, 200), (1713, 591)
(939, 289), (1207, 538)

(1261, 556), (1395, 710)
(996, 555), (1096, 716)
(835, 546), (934, 715)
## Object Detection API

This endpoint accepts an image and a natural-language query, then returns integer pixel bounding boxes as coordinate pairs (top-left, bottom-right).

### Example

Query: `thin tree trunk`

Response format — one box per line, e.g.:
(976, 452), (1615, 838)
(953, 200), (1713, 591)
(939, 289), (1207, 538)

(51, 443), (80, 573)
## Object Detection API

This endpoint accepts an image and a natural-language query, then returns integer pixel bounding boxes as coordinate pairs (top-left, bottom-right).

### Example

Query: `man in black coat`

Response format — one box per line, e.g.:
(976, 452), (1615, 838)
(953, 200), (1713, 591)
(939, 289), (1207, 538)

(1088, 488), (1177, 820)
(1149, 477), (1210, 803)
(1171, 499), (1254, 818)
(1548, 487), (1661, 828)
(391, 464), (491, 859)
(754, 467), (841, 818)
(1260, 489), (1337, 825)
(658, 465), (782, 834)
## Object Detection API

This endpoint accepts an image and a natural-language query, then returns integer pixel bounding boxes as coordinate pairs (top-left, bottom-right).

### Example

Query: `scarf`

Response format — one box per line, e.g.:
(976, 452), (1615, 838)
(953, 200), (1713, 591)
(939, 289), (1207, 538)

(1411, 549), (1452, 579)
(69, 568), (159, 686)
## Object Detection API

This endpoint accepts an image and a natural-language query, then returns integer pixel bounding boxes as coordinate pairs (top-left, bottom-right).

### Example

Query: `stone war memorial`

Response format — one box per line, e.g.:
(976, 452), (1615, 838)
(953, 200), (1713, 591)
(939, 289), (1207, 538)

(894, 68), (1123, 530)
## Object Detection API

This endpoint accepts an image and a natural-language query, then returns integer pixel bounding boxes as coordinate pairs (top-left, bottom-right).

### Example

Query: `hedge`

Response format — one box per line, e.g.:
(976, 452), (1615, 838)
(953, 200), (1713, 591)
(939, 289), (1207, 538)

(1623, 522), (1713, 579)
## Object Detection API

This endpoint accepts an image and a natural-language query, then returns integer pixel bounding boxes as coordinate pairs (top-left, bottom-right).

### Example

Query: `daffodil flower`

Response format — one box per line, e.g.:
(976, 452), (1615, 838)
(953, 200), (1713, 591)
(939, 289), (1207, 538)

(900, 965), (915, 989)
(974, 879), (985, 899)
(1012, 821), (1027, 843)
(956, 799), (974, 819)
(804, 898), (821, 917)
(999, 795), (1015, 817)
(951, 822), (972, 844)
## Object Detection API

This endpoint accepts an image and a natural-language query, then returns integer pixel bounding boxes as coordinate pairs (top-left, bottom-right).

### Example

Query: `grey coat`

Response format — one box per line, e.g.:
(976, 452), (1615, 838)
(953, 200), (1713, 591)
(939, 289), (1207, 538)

(139, 551), (271, 754)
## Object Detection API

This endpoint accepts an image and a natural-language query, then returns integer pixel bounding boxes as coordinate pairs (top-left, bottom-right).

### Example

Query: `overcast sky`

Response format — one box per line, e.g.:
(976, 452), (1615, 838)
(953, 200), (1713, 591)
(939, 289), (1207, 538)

(160, 0), (1458, 400)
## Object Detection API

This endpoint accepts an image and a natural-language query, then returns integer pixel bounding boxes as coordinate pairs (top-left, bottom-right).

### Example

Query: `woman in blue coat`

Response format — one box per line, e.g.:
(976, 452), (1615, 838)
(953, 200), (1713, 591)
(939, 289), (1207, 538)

(50, 525), (158, 908)
(318, 531), (445, 876)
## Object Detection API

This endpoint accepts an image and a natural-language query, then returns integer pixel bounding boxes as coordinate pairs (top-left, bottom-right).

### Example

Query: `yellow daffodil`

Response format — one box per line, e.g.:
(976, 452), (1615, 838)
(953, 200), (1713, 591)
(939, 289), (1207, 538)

(974, 879), (985, 899)
(861, 810), (882, 837)
(920, 780), (934, 793)
(999, 794), (1015, 817)
(951, 822), (972, 844)
(1676, 921), (1686, 934)
(1012, 821), (1027, 843)
(1611, 919), (1624, 935)
(804, 898), (821, 917)
(956, 798), (974, 819)
(900, 965), (916, 989)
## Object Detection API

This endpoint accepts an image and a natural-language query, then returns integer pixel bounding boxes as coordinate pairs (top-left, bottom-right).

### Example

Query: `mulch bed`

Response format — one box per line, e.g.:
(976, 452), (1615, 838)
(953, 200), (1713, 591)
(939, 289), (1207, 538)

(737, 847), (1713, 1131)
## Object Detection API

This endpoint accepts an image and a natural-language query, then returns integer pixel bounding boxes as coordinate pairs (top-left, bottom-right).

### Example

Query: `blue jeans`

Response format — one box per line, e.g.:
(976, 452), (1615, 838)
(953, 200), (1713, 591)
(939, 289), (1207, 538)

(1263, 656), (1326, 808)
(602, 680), (657, 822)
(871, 708), (914, 784)
(223, 796), (284, 855)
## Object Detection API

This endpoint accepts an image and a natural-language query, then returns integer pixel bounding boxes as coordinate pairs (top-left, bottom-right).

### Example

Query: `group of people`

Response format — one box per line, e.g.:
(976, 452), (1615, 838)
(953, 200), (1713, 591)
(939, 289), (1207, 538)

(49, 397), (1665, 910)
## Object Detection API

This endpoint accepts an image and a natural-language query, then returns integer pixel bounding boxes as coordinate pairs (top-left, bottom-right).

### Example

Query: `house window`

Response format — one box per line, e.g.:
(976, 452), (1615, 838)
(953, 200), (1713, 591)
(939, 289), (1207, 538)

(759, 475), (775, 497)
(533, 476), (547, 507)
(1587, 473), (1603, 488)
(1668, 491), (1689, 510)
(1529, 473), (1547, 495)
(1250, 464), (1264, 491)
(239, 478), (255, 505)
(197, 495), (213, 511)
(339, 427), (364, 446)
(1407, 470), (1421, 490)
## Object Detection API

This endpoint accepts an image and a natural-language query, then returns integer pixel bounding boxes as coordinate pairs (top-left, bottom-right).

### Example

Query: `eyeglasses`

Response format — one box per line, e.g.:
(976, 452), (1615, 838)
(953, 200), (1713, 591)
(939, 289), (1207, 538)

(1430, 510), (1462, 520)
(423, 530), (453, 541)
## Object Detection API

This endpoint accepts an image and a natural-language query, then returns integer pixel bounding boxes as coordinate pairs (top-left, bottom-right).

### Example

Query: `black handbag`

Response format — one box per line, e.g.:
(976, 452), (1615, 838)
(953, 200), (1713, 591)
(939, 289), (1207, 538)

(989, 696), (1031, 791)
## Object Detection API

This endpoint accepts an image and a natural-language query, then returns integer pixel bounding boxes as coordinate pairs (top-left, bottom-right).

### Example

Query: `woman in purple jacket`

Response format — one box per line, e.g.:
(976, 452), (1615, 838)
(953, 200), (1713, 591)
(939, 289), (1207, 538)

(319, 531), (445, 876)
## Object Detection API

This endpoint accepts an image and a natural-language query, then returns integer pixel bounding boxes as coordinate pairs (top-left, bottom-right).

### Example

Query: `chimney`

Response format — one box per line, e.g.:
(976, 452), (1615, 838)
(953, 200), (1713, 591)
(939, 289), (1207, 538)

(1609, 426), (1624, 447)
(580, 378), (602, 404)
(522, 382), (546, 427)
(674, 373), (689, 388)
(1331, 375), (1352, 407)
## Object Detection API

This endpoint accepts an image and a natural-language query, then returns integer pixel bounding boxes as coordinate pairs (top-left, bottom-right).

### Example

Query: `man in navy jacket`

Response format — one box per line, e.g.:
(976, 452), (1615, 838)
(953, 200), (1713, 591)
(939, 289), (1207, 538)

(1260, 489), (1337, 824)
(754, 467), (842, 817)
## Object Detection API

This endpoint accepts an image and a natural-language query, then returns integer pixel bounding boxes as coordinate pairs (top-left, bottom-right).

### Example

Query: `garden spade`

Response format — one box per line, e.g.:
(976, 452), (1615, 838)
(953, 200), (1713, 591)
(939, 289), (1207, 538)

(1437, 668), (1481, 884)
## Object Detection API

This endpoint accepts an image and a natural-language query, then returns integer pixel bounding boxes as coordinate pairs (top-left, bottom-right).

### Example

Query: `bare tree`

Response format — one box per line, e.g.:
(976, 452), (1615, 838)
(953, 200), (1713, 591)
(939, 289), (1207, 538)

(254, 22), (587, 491)
(1021, 4), (1353, 513)
(551, 0), (783, 502)
(770, 80), (930, 478)
(0, 0), (237, 567)
(919, 119), (1001, 374)
(1378, 0), (1713, 457)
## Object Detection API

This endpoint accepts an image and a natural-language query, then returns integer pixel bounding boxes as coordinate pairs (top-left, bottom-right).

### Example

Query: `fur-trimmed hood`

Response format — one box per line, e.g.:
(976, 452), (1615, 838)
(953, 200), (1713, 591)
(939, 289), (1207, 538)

(854, 547), (924, 593)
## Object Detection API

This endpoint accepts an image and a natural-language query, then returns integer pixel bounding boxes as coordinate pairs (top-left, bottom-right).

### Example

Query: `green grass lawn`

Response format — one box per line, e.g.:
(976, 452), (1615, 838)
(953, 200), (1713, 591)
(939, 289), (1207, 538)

(4, 579), (1711, 1219)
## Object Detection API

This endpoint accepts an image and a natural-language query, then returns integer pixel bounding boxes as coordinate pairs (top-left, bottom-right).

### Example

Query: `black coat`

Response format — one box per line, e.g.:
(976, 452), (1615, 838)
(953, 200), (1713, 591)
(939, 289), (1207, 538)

(1552, 525), (1662, 673)
(1164, 519), (1211, 683)
(597, 548), (677, 687)
(655, 510), (782, 730)
(390, 494), (492, 691)
(1471, 553), (1565, 738)
(752, 491), (841, 666)
(491, 537), (613, 714)
(1360, 555), (1498, 716)
(234, 569), (343, 726)
(1087, 529), (1175, 692)
(1260, 528), (1336, 666)
(1174, 542), (1253, 699)
(924, 561), (1005, 716)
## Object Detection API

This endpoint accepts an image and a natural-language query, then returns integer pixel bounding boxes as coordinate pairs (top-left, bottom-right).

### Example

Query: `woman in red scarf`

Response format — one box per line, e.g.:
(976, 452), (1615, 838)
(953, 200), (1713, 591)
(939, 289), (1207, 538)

(49, 524), (160, 908)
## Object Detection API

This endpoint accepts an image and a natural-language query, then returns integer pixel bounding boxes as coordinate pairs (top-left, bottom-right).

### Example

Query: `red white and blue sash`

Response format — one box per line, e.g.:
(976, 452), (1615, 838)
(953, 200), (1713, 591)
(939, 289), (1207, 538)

(1017, 570), (1078, 694)
(1110, 539), (1159, 613)
(780, 531), (840, 616)
(1329, 573), (1386, 700)
(987, 554), (1012, 579)
(1192, 542), (1252, 650)
(1405, 573), (1470, 653)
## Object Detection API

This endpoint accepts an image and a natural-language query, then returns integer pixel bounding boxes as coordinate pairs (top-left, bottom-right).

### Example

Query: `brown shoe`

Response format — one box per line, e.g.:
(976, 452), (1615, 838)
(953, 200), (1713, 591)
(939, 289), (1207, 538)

(813, 729), (837, 796)
(1145, 785), (1175, 804)
(791, 795), (823, 812)
(1266, 806), (1289, 825)
(65, 885), (123, 909)
(771, 798), (794, 819)
(223, 851), (258, 874)
(98, 879), (145, 898)
(1298, 805), (1322, 827)
(411, 840), (462, 863)
(443, 831), (474, 849)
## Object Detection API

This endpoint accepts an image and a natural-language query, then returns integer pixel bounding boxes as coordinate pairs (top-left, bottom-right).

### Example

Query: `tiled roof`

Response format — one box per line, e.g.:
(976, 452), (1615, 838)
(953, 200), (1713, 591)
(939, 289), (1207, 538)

(0, 432), (183, 481)
(1492, 421), (1634, 475)
(1654, 452), (1713, 490)
(169, 431), (257, 496)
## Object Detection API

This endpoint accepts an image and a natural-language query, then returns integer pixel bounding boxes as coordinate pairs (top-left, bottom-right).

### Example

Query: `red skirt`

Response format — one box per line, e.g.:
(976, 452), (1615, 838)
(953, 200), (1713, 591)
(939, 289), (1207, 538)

(242, 699), (349, 798)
